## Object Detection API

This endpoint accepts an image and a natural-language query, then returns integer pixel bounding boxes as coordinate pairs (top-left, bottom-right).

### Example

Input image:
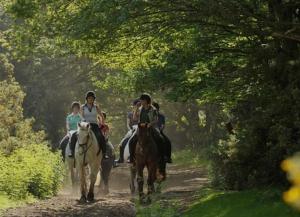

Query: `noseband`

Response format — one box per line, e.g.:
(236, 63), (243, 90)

(78, 130), (90, 147)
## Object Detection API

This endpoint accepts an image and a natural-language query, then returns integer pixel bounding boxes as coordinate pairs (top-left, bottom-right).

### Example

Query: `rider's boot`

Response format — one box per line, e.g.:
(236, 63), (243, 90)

(102, 142), (109, 159)
(115, 145), (124, 163)
(68, 134), (77, 158)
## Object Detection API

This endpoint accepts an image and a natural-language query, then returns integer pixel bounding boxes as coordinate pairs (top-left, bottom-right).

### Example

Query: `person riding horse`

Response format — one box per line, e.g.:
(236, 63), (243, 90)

(115, 99), (141, 164)
(128, 93), (172, 164)
(69, 91), (108, 159)
(152, 102), (172, 163)
(59, 101), (81, 161)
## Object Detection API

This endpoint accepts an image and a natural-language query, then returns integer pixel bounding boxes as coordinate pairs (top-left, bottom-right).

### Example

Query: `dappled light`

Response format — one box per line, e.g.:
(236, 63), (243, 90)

(0, 0), (299, 216)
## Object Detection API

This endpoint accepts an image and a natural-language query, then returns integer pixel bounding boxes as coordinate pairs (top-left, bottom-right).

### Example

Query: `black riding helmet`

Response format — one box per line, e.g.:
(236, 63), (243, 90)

(85, 91), (96, 100)
(140, 93), (151, 104)
(152, 102), (159, 111)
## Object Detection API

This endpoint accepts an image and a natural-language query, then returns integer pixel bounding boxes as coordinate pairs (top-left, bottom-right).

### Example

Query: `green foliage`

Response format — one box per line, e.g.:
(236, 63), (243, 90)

(4, 0), (300, 191)
(0, 144), (64, 199)
(0, 54), (64, 200)
(173, 149), (208, 168)
(0, 54), (46, 154)
(184, 188), (299, 217)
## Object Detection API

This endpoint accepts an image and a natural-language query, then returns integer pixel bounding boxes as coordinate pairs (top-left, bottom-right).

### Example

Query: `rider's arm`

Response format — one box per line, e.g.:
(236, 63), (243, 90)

(148, 110), (159, 128)
(126, 117), (132, 130)
(133, 106), (140, 122)
(149, 116), (158, 128)
(66, 116), (70, 132)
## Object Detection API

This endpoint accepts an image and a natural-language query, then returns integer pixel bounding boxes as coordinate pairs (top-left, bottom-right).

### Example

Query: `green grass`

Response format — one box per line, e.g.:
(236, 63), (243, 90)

(173, 149), (208, 168)
(0, 193), (36, 213)
(136, 200), (179, 217)
(183, 188), (300, 217)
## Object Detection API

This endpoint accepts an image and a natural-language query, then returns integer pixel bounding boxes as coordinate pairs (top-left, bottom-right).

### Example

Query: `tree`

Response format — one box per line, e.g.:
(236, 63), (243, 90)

(5, 0), (300, 188)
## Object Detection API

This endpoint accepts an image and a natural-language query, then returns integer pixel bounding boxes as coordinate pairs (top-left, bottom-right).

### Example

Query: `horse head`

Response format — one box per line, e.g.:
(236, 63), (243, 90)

(77, 122), (91, 146)
(137, 123), (151, 137)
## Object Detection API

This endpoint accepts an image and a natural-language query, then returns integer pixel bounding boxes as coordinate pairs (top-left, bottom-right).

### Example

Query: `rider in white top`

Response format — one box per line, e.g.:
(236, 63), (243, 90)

(80, 91), (109, 159)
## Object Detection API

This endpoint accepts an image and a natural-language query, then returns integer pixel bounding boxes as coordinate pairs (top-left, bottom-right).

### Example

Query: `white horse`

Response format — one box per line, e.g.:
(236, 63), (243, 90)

(75, 122), (102, 202)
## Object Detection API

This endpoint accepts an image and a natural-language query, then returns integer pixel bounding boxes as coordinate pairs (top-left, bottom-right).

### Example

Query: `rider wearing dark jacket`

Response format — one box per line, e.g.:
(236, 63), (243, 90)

(153, 102), (172, 163)
(128, 93), (171, 163)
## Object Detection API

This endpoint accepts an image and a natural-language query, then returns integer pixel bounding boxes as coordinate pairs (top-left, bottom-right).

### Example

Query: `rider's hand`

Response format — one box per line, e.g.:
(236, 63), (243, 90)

(140, 123), (146, 128)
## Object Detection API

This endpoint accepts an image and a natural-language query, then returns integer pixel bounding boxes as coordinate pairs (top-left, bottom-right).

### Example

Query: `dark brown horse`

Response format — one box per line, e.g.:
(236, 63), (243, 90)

(132, 124), (165, 203)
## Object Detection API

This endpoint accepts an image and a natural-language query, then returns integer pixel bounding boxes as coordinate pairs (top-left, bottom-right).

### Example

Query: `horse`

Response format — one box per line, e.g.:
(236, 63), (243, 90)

(63, 131), (78, 191)
(98, 141), (115, 195)
(75, 122), (103, 202)
(130, 151), (167, 196)
(132, 124), (165, 204)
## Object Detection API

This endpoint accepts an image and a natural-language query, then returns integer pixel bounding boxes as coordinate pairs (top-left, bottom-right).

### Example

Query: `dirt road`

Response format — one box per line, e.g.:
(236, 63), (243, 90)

(3, 164), (208, 217)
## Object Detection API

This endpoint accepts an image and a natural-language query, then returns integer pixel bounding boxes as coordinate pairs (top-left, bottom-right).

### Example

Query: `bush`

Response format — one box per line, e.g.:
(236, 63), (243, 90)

(0, 55), (64, 199)
(0, 144), (64, 199)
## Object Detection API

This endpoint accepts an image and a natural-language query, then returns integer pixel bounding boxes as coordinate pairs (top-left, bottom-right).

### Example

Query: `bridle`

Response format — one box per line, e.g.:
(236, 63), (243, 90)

(78, 130), (92, 165)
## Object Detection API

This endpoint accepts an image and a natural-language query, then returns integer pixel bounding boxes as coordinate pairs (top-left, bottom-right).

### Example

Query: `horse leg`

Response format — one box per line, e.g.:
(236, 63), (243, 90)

(87, 163), (100, 201)
(78, 166), (87, 202)
(99, 168), (107, 194)
(130, 164), (137, 194)
(136, 162), (145, 202)
(146, 163), (157, 203)
(101, 169), (109, 195)
(101, 158), (113, 195)
(70, 167), (76, 191)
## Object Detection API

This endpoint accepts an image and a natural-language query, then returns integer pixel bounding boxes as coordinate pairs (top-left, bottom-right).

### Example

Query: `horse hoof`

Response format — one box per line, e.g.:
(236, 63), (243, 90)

(87, 192), (94, 202)
(103, 187), (109, 195)
(139, 194), (147, 204)
(79, 195), (87, 203)
(130, 184), (135, 195)
(155, 185), (162, 194)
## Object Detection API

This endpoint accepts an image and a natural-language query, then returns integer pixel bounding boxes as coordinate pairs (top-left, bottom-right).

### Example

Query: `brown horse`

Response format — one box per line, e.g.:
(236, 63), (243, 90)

(133, 124), (165, 203)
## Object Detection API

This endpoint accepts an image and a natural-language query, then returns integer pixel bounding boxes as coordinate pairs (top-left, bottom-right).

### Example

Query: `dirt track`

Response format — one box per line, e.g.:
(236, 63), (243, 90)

(2, 164), (208, 217)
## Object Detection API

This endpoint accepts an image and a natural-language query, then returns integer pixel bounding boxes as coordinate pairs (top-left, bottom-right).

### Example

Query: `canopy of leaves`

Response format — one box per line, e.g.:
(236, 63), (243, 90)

(3, 0), (300, 189)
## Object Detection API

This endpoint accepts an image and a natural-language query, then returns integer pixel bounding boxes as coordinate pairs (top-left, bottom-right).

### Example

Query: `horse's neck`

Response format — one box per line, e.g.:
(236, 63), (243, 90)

(138, 133), (152, 147)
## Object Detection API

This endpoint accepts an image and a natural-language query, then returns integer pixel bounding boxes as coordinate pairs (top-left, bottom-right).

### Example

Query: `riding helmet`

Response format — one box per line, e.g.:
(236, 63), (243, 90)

(71, 101), (80, 109)
(132, 98), (140, 106)
(140, 93), (152, 104)
(85, 91), (96, 100)
(152, 102), (160, 111)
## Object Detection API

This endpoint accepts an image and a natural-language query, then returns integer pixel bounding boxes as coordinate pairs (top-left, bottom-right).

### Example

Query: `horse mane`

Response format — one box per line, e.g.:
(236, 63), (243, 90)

(137, 126), (156, 149)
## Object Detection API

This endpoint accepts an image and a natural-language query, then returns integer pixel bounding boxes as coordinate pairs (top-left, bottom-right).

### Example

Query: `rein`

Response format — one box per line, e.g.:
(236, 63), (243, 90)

(78, 133), (92, 165)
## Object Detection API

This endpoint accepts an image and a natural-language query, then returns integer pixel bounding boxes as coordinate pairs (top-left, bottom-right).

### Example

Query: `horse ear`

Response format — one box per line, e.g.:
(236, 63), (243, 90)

(78, 122), (81, 127)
